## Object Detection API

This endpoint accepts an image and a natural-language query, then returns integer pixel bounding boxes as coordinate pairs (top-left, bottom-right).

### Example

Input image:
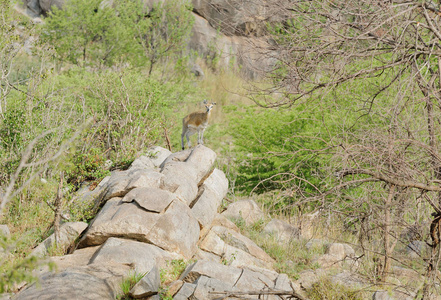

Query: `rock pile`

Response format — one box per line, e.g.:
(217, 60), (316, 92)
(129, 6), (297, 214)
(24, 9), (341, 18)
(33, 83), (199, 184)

(13, 145), (302, 300)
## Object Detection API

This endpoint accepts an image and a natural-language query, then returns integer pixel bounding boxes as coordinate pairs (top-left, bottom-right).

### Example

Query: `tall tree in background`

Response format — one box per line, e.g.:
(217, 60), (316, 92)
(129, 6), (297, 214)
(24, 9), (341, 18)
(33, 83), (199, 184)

(253, 0), (441, 296)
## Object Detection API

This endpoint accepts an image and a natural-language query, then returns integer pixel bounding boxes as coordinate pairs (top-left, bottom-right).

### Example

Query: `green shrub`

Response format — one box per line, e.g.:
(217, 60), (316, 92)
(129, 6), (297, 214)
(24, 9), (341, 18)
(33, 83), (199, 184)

(306, 277), (364, 300)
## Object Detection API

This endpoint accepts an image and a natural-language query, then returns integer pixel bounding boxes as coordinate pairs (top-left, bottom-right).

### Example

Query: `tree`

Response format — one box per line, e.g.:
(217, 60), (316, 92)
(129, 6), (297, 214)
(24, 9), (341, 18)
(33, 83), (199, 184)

(41, 0), (127, 67)
(118, 0), (194, 75)
(251, 0), (441, 296)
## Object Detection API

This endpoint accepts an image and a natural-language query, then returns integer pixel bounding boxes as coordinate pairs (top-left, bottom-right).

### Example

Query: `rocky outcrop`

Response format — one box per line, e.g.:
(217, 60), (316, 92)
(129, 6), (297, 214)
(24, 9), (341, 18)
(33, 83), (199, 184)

(14, 145), (303, 300)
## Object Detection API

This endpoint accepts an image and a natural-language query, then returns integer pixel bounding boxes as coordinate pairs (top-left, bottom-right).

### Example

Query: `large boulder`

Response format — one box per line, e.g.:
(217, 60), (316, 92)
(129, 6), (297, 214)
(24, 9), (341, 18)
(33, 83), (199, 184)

(263, 219), (300, 243)
(191, 168), (228, 228)
(79, 197), (161, 247)
(31, 222), (88, 258)
(221, 199), (265, 226)
(199, 226), (275, 269)
(145, 146), (172, 167)
(190, 13), (276, 79)
(146, 199), (200, 259)
(161, 146), (216, 205)
(192, 0), (268, 37)
(14, 264), (131, 300)
(89, 237), (182, 274)
(39, 0), (66, 14)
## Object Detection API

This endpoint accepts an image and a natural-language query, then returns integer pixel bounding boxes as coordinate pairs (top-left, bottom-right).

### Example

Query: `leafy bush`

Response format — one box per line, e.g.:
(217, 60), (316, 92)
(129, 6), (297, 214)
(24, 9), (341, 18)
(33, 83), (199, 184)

(41, 0), (194, 72)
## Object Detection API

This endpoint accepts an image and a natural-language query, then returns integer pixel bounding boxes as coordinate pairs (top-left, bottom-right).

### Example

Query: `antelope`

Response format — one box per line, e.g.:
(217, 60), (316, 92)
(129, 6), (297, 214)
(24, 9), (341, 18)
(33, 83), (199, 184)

(181, 100), (216, 150)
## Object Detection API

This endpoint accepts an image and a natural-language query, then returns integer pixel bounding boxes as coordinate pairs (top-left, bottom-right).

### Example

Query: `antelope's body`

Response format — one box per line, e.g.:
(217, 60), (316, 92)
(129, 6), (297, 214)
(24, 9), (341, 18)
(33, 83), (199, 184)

(181, 101), (215, 150)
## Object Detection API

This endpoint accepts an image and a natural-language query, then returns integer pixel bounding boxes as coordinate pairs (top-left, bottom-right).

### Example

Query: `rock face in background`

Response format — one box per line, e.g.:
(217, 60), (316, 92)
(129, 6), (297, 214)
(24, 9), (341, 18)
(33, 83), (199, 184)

(20, 0), (276, 78)
(39, 0), (65, 13)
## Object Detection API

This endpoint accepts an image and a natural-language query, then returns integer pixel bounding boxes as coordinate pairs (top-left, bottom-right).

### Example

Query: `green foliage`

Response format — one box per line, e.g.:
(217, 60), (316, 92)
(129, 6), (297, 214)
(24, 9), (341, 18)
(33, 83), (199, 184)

(306, 277), (364, 300)
(116, 272), (146, 300)
(41, 0), (126, 66)
(159, 259), (189, 299)
(41, 0), (194, 72)
(0, 234), (55, 293)
(229, 214), (325, 279)
(118, 0), (194, 75)
(223, 103), (331, 203)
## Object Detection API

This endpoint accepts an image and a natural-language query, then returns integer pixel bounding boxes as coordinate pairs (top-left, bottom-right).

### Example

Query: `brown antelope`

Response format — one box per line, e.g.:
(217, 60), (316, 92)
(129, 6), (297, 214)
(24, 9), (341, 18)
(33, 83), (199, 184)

(181, 100), (216, 150)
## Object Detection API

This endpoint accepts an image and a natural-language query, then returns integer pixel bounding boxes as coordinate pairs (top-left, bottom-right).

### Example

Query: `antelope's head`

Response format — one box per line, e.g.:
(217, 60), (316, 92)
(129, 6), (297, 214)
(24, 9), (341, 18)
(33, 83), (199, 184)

(203, 99), (216, 113)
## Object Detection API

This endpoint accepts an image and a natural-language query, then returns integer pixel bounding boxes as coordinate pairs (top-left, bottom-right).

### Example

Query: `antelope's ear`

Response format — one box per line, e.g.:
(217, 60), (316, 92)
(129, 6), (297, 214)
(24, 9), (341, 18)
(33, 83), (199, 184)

(213, 102), (217, 105)
(203, 99), (208, 104)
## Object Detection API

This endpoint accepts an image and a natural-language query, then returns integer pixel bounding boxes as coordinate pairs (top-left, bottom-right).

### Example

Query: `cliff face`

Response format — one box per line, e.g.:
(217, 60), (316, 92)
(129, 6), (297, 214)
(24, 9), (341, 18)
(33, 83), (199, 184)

(21, 0), (276, 78)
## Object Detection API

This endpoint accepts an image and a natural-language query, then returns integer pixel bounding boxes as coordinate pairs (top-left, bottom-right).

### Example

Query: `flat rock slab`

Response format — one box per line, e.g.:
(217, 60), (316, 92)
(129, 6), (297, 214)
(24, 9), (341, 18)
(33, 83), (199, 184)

(102, 169), (164, 201)
(79, 198), (161, 247)
(48, 246), (100, 273)
(121, 187), (176, 213)
(180, 260), (242, 287)
(89, 237), (182, 274)
(14, 264), (131, 300)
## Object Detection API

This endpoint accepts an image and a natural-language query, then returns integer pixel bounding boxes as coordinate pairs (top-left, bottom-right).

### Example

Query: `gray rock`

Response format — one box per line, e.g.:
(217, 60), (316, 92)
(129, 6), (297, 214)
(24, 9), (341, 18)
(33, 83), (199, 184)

(192, 275), (234, 300)
(89, 237), (182, 274)
(191, 64), (205, 78)
(163, 280), (184, 299)
(129, 266), (160, 298)
(192, 0), (268, 37)
(305, 239), (327, 251)
(161, 162), (199, 205)
(145, 146), (172, 167)
(406, 240), (428, 258)
(314, 242), (356, 267)
(210, 226), (274, 266)
(39, 0), (66, 14)
(160, 149), (193, 168)
(210, 213), (240, 232)
(263, 219), (299, 243)
(146, 200), (200, 259)
(0, 225), (10, 237)
(128, 156), (155, 171)
(24, 0), (42, 17)
(173, 282), (197, 300)
(45, 246), (100, 274)
(79, 198), (161, 247)
(233, 268), (272, 291)
(102, 169), (164, 201)
(221, 199), (265, 226)
(189, 13), (276, 79)
(191, 168), (228, 228)
(180, 260), (242, 287)
(185, 145), (217, 183)
(274, 273), (292, 291)
(193, 249), (222, 263)
(372, 290), (414, 300)
(14, 264), (130, 300)
(31, 222), (88, 258)
(121, 187), (176, 213)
